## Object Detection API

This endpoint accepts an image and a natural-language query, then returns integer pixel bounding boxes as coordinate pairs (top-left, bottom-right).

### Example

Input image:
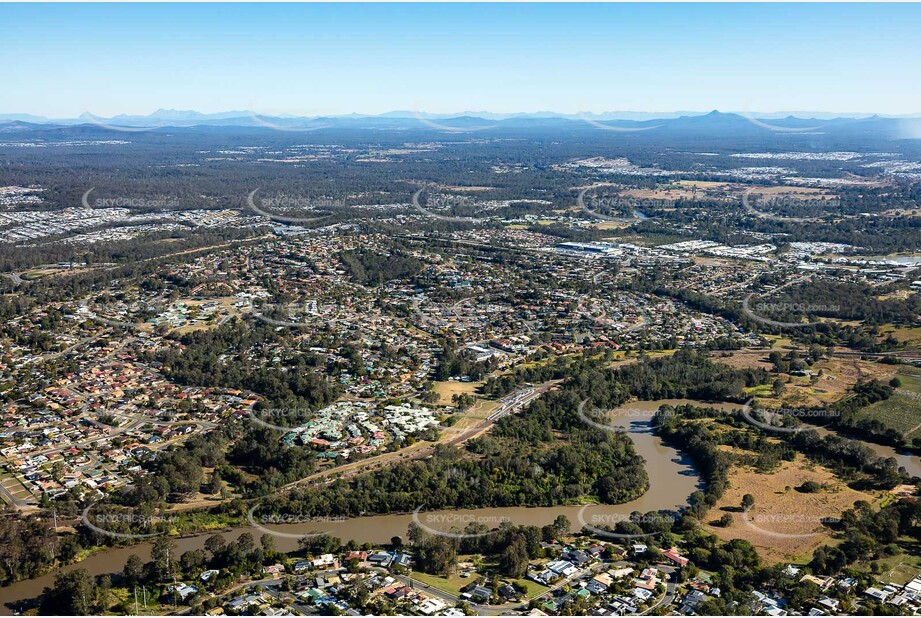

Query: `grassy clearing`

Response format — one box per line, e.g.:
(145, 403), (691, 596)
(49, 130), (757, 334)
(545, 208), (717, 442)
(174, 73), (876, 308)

(729, 350), (897, 409)
(408, 570), (469, 597)
(706, 456), (880, 564)
(164, 509), (241, 533)
(764, 336), (797, 350)
(896, 370), (921, 392)
(610, 232), (690, 247)
(870, 552), (921, 586)
(408, 563), (549, 601)
(410, 555), (550, 598)
(171, 297), (242, 335)
(432, 380), (481, 406)
(742, 185), (834, 198)
(593, 221), (632, 230)
(22, 270), (56, 280)
(880, 325), (921, 346)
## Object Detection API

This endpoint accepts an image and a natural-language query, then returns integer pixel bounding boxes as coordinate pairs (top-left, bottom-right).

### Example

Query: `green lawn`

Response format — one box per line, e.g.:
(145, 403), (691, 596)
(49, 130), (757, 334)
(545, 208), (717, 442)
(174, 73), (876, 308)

(517, 578), (550, 599)
(861, 551), (921, 585)
(407, 570), (550, 602)
(745, 384), (774, 397)
(894, 370), (921, 394)
(856, 369), (921, 437)
(408, 571), (469, 597)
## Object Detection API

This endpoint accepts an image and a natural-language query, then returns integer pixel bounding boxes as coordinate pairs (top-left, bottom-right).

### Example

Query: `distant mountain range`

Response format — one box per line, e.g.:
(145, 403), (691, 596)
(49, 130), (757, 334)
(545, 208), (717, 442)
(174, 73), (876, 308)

(1, 108), (920, 128)
(1, 109), (920, 141)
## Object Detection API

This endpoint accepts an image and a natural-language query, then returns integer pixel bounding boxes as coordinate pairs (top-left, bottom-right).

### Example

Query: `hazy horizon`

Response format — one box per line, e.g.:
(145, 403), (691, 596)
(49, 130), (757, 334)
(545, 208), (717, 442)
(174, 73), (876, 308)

(4, 108), (921, 123)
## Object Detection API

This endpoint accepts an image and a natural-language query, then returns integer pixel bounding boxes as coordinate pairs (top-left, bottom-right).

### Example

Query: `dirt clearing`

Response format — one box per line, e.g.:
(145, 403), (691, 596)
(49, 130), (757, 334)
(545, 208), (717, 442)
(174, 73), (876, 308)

(706, 456), (879, 564)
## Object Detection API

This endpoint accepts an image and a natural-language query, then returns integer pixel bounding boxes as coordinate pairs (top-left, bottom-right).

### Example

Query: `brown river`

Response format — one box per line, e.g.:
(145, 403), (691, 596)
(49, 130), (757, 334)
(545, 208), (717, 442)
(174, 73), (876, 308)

(2, 398), (916, 612)
(810, 426), (921, 478)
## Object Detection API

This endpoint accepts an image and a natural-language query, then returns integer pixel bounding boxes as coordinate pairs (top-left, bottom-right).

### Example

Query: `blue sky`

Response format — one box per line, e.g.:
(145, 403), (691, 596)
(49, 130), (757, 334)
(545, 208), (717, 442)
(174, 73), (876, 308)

(2, 3), (920, 117)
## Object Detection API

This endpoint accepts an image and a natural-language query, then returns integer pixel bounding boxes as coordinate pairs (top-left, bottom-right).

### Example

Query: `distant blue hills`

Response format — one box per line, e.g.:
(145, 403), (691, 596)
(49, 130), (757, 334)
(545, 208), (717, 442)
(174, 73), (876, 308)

(0, 108), (919, 140)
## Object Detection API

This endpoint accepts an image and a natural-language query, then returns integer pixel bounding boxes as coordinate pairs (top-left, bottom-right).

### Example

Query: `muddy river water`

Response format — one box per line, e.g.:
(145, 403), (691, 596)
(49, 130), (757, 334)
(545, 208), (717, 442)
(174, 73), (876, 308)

(2, 398), (916, 611)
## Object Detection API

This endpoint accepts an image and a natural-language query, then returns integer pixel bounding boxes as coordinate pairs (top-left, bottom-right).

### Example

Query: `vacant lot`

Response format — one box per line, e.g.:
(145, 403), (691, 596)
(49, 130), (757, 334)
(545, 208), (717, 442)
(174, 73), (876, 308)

(706, 456), (879, 564)
(443, 185), (496, 192)
(409, 570), (470, 597)
(618, 180), (735, 202)
(711, 349), (774, 372)
(173, 296), (242, 334)
(679, 180), (731, 189)
(621, 186), (703, 201)
(409, 567), (550, 602)
(592, 220), (632, 230)
(433, 379), (481, 405)
(0, 472), (35, 504)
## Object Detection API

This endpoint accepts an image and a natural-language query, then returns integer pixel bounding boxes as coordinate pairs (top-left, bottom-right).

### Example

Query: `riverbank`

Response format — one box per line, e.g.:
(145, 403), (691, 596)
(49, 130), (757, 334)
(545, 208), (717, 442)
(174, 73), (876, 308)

(0, 399), (706, 613)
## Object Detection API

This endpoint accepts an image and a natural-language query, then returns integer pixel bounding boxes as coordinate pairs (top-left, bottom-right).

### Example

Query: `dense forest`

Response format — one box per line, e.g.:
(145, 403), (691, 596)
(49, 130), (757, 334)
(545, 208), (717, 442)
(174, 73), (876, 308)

(339, 246), (425, 287)
(148, 318), (340, 409)
(756, 280), (921, 326)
